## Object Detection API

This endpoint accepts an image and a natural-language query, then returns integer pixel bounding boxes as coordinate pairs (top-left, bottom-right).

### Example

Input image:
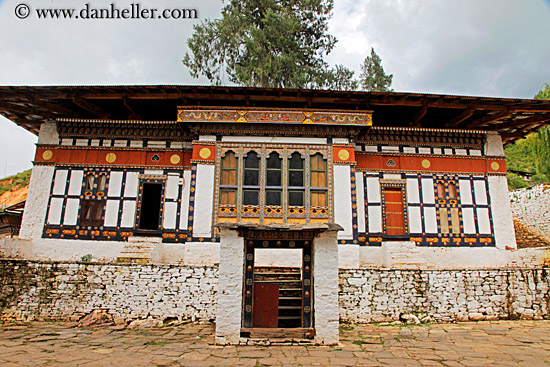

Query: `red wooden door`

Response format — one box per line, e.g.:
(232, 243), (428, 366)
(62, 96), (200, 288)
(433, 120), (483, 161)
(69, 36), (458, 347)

(384, 189), (406, 236)
(253, 283), (279, 328)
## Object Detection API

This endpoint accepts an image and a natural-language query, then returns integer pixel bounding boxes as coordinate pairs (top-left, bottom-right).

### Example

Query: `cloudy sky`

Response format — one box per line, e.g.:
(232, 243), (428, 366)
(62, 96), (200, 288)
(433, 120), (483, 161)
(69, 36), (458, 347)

(1, 0), (549, 177)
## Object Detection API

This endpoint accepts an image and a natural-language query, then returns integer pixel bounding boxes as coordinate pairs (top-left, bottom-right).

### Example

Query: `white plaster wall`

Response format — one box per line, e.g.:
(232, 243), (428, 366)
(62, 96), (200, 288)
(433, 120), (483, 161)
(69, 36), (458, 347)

(193, 165), (215, 237)
(104, 200), (120, 227)
(52, 169), (68, 195)
(357, 246), (549, 269)
(216, 229), (244, 345)
(488, 175), (517, 249)
(355, 172), (366, 233)
(313, 231), (339, 345)
(2, 238), (126, 262)
(339, 244), (360, 268)
(183, 243), (220, 266)
(46, 198), (63, 225)
(19, 166), (55, 239)
(221, 136), (327, 144)
(510, 184), (550, 242)
(37, 121), (59, 145)
(179, 170), (192, 230)
(484, 132), (505, 156)
(254, 248), (302, 267)
(107, 171), (123, 197)
(334, 165), (353, 239)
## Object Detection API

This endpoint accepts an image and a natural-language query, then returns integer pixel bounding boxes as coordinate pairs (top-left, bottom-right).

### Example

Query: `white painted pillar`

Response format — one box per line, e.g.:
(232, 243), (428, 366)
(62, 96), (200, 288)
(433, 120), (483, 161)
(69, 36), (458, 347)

(484, 132), (517, 249)
(313, 231), (339, 345)
(489, 176), (517, 249)
(215, 228), (245, 345)
(193, 164), (215, 237)
(19, 122), (58, 240)
(334, 165), (353, 239)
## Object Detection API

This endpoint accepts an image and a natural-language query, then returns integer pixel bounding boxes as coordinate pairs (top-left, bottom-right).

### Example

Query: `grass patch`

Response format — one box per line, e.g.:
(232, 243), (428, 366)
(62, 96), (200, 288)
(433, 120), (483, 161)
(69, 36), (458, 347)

(145, 340), (168, 346)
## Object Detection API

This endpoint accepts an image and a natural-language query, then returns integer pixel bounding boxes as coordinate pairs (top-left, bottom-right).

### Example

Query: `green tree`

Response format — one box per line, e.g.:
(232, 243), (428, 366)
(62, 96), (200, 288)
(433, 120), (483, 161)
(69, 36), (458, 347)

(359, 48), (393, 92)
(182, 0), (356, 89)
(505, 82), (550, 188)
(534, 82), (550, 100)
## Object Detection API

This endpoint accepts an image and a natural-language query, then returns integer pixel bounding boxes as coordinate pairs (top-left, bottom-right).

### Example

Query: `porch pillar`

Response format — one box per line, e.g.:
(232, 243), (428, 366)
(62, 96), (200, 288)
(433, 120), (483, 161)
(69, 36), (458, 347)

(215, 228), (245, 345)
(313, 230), (339, 345)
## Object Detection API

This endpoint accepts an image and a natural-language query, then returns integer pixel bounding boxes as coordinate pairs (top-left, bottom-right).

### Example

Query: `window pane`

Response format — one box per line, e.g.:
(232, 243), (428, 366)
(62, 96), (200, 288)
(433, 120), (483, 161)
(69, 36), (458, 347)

(451, 208), (460, 233)
(243, 190), (259, 205)
(289, 153), (303, 169)
(85, 175), (94, 191)
(289, 191), (304, 206)
(448, 183), (457, 199)
(311, 191), (326, 206)
(267, 170), (281, 186)
(220, 190), (236, 205)
(97, 175), (107, 192)
(244, 169), (259, 186)
(221, 170), (237, 186)
(311, 172), (326, 187)
(440, 208), (449, 233)
(289, 170), (303, 186)
(311, 154), (324, 170)
(266, 190), (281, 205)
(222, 151), (237, 168)
(82, 201), (92, 220)
(437, 182), (445, 198)
(267, 153), (281, 168)
(245, 152), (259, 168)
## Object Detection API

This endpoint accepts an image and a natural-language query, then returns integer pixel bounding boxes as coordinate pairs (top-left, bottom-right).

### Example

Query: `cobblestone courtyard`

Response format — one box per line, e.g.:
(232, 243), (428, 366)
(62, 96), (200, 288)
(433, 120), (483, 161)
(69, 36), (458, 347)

(1, 320), (550, 366)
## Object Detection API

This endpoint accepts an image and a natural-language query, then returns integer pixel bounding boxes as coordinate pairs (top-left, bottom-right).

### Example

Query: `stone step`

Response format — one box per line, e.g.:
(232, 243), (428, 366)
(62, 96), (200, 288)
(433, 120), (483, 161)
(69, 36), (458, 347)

(117, 239), (158, 263)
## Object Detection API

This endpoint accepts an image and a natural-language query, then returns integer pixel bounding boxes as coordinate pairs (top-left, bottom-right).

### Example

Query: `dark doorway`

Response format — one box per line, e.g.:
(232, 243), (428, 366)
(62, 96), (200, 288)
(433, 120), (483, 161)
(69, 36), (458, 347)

(138, 183), (162, 231)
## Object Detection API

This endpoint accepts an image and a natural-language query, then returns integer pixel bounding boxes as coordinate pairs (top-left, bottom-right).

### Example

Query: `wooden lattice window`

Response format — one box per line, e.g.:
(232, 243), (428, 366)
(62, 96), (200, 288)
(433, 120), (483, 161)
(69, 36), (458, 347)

(288, 152), (304, 206)
(243, 151), (260, 205)
(310, 153), (327, 206)
(265, 152), (282, 206)
(220, 151), (238, 205)
(97, 174), (107, 196)
(84, 173), (95, 196)
(80, 200), (103, 227)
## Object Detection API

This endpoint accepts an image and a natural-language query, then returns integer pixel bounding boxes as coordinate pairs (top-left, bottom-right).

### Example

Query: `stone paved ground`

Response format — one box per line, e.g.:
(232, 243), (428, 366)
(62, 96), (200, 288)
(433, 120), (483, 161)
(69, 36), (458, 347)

(1, 320), (550, 366)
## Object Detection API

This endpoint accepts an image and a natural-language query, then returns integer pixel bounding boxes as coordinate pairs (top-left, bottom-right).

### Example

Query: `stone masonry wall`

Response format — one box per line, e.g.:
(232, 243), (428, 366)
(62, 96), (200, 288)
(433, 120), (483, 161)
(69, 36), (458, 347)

(0, 260), (218, 323)
(2, 260), (550, 325)
(510, 184), (550, 243)
(340, 268), (550, 323)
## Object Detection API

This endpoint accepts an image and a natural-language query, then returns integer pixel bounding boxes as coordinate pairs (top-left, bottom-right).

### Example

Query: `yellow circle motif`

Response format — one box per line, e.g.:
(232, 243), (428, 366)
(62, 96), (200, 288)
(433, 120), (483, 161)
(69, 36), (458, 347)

(421, 159), (431, 169)
(170, 154), (181, 164)
(42, 150), (53, 160)
(199, 147), (211, 159)
(105, 153), (117, 163)
(491, 162), (500, 171)
(338, 149), (350, 161)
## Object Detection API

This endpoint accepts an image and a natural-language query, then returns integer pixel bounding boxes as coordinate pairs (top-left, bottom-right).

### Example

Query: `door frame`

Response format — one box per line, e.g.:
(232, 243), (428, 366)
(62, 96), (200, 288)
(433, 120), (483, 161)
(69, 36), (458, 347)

(239, 229), (314, 329)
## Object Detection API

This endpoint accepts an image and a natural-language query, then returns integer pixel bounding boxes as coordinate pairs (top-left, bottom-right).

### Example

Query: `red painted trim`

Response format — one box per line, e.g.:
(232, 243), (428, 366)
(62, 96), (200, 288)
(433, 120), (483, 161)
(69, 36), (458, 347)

(356, 152), (507, 174)
(34, 146), (186, 167)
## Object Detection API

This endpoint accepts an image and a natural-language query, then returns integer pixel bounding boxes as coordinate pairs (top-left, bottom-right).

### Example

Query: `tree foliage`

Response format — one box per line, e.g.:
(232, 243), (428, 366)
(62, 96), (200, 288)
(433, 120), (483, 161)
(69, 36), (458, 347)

(359, 48), (393, 92)
(182, 0), (356, 89)
(505, 82), (550, 189)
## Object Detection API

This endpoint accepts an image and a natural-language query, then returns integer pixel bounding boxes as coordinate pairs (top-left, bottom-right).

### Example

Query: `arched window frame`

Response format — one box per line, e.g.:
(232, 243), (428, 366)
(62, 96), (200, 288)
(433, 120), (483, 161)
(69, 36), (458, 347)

(310, 153), (328, 207)
(288, 152), (305, 207)
(265, 152), (283, 206)
(243, 151), (260, 206)
(220, 150), (238, 205)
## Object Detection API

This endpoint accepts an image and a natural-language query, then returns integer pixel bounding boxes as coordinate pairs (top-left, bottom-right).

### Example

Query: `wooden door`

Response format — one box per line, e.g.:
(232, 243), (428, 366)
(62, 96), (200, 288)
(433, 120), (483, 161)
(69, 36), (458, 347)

(384, 188), (406, 236)
(253, 283), (279, 328)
